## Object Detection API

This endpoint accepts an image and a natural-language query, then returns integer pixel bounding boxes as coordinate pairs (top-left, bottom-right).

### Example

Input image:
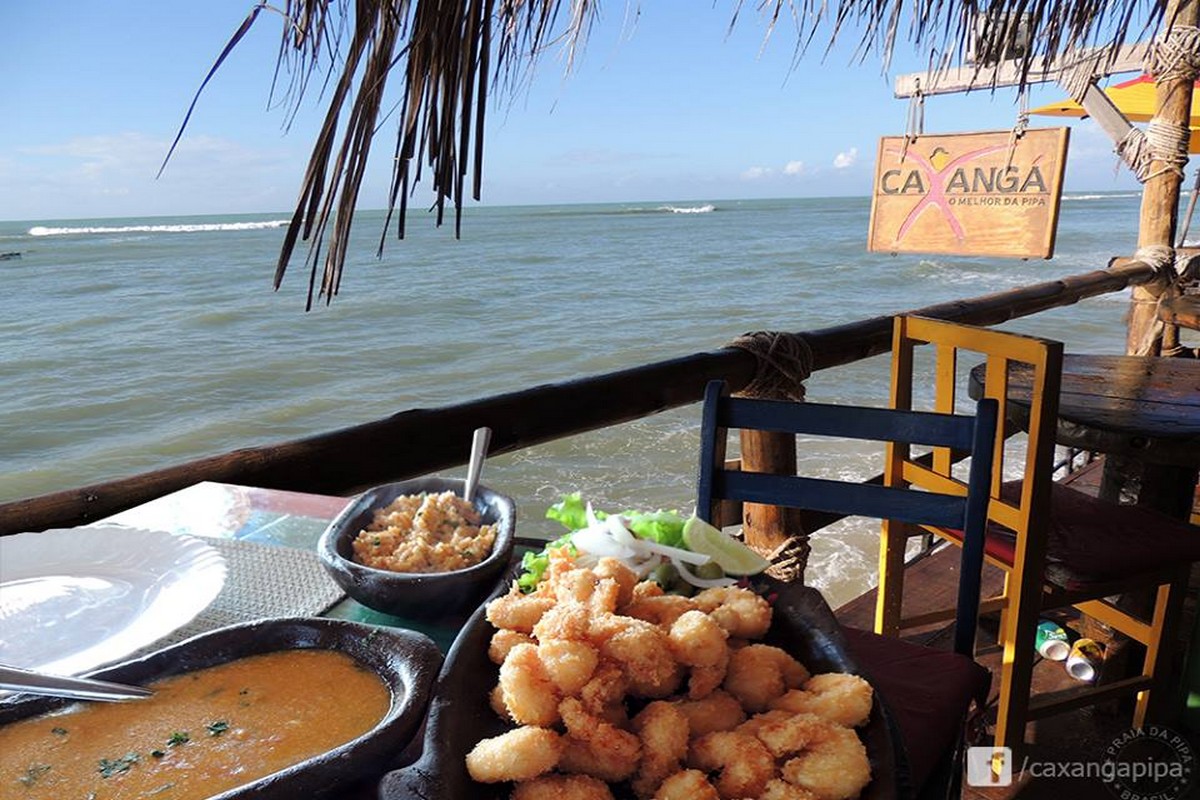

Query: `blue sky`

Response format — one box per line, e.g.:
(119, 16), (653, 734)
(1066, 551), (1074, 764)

(0, 1), (1143, 221)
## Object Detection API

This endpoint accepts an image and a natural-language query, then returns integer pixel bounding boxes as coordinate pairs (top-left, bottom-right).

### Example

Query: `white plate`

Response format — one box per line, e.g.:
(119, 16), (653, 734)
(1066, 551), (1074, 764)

(0, 524), (226, 676)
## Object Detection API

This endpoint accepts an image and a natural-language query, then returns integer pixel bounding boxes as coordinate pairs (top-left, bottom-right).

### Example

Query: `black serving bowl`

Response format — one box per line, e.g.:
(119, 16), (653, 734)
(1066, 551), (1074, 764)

(317, 477), (516, 622)
(379, 572), (906, 800)
(0, 617), (442, 800)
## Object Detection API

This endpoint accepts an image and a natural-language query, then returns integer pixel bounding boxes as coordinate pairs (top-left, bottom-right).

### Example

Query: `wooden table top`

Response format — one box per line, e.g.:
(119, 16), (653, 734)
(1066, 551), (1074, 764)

(969, 354), (1200, 466)
(1158, 294), (1200, 331)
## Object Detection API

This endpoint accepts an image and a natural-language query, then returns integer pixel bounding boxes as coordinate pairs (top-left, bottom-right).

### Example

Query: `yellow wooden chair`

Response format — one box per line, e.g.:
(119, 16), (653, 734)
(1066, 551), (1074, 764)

(874, 315), (1200, 758)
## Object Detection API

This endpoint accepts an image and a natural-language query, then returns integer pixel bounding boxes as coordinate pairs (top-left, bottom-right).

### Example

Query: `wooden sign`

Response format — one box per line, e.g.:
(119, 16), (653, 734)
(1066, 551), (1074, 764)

(868, 128), (1069, 259)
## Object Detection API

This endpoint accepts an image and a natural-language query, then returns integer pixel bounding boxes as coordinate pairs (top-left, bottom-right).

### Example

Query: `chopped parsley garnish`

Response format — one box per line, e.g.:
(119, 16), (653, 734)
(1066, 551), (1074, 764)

(151, 749), (166, 758)
(50, 726), (68, 736)
(167, 731), (190, 746)
(98, 752), (139, 778)
(19, 764), (51, 787)
(207, 720), (230, 736)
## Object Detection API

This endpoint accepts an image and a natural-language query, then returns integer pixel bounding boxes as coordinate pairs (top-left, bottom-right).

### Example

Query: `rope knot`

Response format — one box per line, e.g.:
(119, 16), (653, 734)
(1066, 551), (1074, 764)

(728, 331), (814, 402)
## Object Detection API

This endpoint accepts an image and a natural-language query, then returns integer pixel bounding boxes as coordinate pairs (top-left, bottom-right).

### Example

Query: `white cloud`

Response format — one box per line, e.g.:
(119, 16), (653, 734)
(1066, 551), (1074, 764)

(833, 147), (859, 169)
(783, 160), (805, 176)
(741, 166), (772, 180)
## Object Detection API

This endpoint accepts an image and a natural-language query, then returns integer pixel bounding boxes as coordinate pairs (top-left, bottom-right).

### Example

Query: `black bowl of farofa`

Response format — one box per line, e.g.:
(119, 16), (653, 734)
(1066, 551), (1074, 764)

(0, 617), (441, 800)
(317, 477), (516, 622)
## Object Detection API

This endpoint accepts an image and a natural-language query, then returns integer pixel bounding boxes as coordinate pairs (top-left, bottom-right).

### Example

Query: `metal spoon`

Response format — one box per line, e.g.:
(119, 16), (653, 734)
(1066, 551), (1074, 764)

(463, 426), (492, 503)
(0, 664), (153, 702)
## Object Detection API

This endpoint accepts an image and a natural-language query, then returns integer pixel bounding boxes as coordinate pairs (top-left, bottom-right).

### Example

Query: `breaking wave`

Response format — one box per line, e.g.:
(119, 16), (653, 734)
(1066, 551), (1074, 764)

(28, 220), (289, 237)
(659, 204), (715, 214)
(1061, 193), (1141, 201)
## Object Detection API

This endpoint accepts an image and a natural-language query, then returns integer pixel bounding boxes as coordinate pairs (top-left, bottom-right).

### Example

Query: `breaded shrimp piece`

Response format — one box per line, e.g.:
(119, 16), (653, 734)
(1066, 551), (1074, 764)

(487, 586), (556, 633)
(631, 579), (666, 600)
(624, 594), (699, 627)
(742, 711), (832, 758)
(673, 690), (747, 737)
(595, 556), (639, 608)
(489, 628), (535, 664)
(724, 644), (808, 712)
(539, 638), (600, 695)
(488, 683), (511, 721)
(669, 610), (729, 667)
(593, 614), (682, 698)
(465, 726), (563, 783)
(551, 567), (603, 604)
(511, 773), (616, 800)
(687, 730), (776, 799)
(558, 696), (643, 782)
(760, 778), (820, 800)
(631, 701), (690, 798)
(652, 769), (722, 800)
(692, 586), (773, 639)
(769, 673), (873, 728)
(669, 609), (731, 699)
(534, 600), (592, 642)
(781, 725), (871, 800)
(499, 643), (561, 725)
(579, 659), (630, 723)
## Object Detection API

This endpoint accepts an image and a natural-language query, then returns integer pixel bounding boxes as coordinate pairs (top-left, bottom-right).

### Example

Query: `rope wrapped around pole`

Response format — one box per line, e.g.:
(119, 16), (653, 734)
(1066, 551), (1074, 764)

(726, 331), (814, 401)
(1130, 244), (1178, 355)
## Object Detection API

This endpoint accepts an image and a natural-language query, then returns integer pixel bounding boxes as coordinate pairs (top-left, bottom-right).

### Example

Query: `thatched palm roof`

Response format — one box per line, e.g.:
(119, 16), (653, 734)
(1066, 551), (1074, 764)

(173, 1), (1171, 307)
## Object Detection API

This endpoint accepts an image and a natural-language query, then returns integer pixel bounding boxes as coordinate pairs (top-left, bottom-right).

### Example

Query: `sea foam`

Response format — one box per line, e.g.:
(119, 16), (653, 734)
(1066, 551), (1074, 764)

(28, 220), (289, 236)
(659, 204), (715, 214)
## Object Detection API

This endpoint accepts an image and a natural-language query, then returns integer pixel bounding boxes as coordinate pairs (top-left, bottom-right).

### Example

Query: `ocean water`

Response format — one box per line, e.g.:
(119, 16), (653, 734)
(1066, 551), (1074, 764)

(0, 194), (1180, 606)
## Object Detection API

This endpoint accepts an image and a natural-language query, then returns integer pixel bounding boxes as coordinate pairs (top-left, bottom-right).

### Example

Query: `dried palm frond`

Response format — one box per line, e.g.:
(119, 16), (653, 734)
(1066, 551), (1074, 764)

(168, 1), (1167, 307)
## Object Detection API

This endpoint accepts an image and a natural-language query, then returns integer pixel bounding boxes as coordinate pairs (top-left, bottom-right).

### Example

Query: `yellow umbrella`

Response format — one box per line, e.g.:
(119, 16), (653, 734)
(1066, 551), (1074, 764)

(1030, 74), (1200, 152)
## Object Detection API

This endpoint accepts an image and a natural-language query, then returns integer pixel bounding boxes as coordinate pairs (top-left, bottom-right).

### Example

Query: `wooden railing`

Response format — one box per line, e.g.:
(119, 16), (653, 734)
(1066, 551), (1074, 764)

(0, 259), (1156, 537)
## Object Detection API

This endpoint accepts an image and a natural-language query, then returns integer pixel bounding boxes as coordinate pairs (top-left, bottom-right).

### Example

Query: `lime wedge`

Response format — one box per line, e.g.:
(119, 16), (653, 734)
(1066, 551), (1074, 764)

(682, 516), (771, 576)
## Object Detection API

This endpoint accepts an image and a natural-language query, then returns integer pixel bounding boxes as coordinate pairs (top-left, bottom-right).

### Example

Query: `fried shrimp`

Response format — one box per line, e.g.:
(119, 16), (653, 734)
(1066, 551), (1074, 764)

(499, 642), (561, 726)
(631, 701), (690, 798)
(624, 594), (699, 627)
(673, 690), (746, 736)
(769, 673), (873, 728)
(740, 710), (832, 758)
(724, 644), (809, 712)
(594, 557), (639, 608)
(692, 586), (773, 639)
(558, 697), (643, 782)
(511, 773), (616, 800)
(687, 730), (776, 799)
(593, 614), (682, 698)
(760, 778), (821, 800)
(539, 638), (600, 695)
(533, 600), (593, 642)
(579, 659), (631, 723)
(668, 610), (731, 699)
(652, 769), (722, 800)
(487, 587), (556, 634)
(780, 725), (871, 800)
(488, 628), (535, 664)
(465, 726), (563, 783)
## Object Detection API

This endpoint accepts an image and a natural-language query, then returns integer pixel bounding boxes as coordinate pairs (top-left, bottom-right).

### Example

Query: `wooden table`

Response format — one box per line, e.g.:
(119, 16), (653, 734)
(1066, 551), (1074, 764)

(969, 354), (1200, 520)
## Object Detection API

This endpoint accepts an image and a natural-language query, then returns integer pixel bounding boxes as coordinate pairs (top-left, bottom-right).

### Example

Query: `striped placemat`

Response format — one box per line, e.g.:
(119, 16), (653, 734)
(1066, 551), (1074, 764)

(131, 537), (347, 656)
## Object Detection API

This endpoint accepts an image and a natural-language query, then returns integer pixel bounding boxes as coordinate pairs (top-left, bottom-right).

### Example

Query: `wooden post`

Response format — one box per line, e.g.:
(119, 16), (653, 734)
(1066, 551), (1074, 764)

(739, 428), (805, 559)
(1128, 0), (1200, 355)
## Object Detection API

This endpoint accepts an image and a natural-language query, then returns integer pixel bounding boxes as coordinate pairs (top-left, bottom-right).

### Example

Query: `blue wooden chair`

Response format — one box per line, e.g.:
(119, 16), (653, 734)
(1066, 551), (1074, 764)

(696, 379), (999, 798)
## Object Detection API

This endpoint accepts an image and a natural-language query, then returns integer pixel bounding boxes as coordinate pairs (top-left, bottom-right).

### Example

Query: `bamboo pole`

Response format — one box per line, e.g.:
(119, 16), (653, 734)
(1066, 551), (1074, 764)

(1128, 0), (1200, 355)
(0, 261), (1158, 538)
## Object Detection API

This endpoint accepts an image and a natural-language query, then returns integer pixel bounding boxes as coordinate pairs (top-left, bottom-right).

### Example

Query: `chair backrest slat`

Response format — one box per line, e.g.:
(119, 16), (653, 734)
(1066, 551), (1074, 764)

(715, 471), (970, 530)
(718, 398), (979, 451)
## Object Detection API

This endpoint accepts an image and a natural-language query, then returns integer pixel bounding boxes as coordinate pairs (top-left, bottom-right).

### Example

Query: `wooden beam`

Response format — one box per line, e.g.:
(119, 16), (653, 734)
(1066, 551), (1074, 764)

(1072, 81), (1136, 146)
(895, 42), (1150, 98)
